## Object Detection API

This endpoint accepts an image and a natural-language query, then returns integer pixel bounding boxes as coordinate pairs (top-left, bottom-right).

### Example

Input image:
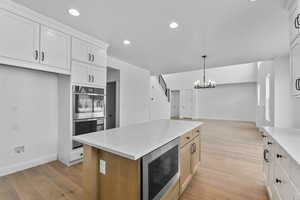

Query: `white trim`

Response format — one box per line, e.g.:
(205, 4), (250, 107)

(0, 154), (57, 177)
(0, 0), (109, 50)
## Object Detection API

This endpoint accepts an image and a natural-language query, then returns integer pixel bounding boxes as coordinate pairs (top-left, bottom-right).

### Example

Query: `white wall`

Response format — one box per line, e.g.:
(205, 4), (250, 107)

(149, 76), (171, 120)
(164, 62), (258, 122)
(164, 62), (257, 90)
(193, 83), (257, 122)
(274, 56), (300, 129)
(108, 56), (150, 126)
(0, 65), (58, 176)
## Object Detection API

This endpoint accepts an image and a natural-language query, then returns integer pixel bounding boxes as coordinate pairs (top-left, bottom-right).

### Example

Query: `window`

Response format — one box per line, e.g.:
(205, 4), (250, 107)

(265, 74), (271, 122)
(257, 84), (261, 106)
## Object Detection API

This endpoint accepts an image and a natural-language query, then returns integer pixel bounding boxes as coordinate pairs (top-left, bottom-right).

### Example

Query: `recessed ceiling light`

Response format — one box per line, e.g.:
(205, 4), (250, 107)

(68, 8), (80, 16)
(249, 0), (256, 2)
(123, 40), (131, 45)
(169, 22), (179, 29)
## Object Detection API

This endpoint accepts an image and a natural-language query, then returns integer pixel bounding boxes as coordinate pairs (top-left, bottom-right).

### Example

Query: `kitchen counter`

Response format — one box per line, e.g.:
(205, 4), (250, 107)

(263, 126), (300, 165)
(73, 119), (203, 160)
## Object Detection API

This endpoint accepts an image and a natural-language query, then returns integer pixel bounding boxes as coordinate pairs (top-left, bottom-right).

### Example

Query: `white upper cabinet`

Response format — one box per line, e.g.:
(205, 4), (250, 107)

(290, 40), (300, 96)
(72, 61), (89, 85)
(0, 9), (39, 63)
(290, 6), (300, 43)
(90, 65), (107, 86)
(89, 46), (107, 67)
(72, 38), (106, 67)
(40, 26), (71, 70)
(72, 61), (106, 87)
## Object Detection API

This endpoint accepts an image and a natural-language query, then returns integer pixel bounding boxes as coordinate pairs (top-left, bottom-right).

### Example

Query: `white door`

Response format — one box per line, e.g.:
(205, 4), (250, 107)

(0, 9), (39, 63)
(291, 41), (300, 96)
(40, 26), (70, 70)
(171, 90), (180, 118)
(90, 66), (106, 87)
(71, 62), (89, 85)
(90, 46), (107, 67)
(180, 89), (193, 118)
(72, 37), (90, 63)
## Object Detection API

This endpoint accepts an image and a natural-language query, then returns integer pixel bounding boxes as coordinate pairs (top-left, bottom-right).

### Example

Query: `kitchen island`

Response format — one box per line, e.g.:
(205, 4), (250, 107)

(73, 119), (203, 200)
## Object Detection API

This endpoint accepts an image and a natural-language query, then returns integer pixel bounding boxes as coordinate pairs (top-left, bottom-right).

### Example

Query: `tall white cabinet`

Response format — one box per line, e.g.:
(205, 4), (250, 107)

(180, 89), (194, 119)
(288, 0), (300, 97)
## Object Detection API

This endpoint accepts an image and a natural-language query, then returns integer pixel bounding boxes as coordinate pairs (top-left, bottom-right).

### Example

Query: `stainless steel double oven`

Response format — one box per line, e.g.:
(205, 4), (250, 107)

(72, 85), (105, 149)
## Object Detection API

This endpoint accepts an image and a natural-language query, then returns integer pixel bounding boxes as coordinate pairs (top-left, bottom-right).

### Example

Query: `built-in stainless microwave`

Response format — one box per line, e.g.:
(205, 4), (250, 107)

(72, 85), (105, 120)
(142, 138), (180, 200)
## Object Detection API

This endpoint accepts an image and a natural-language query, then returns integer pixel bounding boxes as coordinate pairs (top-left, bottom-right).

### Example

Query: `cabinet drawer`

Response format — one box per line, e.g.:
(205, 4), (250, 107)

(274, 163), (294, 200)
(70, 148), (83, 162)
(180, 131), (193, 147)
(291, 159), (300, 193)
(274, 143), (292, 174)
(192, 127), (201, 138)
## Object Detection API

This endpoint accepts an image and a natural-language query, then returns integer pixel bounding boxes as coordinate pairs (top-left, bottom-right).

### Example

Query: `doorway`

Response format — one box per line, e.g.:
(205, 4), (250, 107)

(171, 90), (180, 118)
(106, 67), (120, 129)
(106, 81), (116, 129)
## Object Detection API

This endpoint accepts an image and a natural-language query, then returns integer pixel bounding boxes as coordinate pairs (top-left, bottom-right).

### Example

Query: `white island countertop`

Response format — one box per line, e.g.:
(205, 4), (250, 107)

(263, 127), (300, 165)
(73, 119), (203, 160)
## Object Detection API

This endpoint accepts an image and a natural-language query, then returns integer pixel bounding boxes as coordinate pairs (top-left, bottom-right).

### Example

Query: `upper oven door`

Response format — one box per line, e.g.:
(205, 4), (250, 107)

(143, 138), (180, 200)
(92, 94), (105, 118)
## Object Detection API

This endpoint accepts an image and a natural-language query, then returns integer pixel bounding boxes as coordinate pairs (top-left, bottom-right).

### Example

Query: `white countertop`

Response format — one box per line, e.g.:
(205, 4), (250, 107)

(263, 127), (300, 165)
(73, 119), (203, 160)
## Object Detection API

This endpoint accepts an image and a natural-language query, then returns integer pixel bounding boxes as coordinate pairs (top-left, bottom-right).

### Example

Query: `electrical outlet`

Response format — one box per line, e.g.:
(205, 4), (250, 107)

(14, 146), (25, 154)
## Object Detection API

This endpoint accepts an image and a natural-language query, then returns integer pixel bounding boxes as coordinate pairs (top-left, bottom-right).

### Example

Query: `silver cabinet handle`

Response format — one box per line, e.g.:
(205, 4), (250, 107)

(88, 75), (91, 82)
(41, 52), (45, 61)
(88, 53), (91, 61)
(34, 50), (39, 60)
(92, 54), (95, 62)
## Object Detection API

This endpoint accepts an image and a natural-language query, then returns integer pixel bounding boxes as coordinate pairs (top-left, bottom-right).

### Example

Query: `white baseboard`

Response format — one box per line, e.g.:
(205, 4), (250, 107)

(0, 154), (57, 177)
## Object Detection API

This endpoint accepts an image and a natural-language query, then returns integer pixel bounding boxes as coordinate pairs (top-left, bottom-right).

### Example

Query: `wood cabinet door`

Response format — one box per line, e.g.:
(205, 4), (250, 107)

(72, 61), (89, 85)
(0, 9), (39, 63)
(89, 66), (106, 87)
(290, 41), (300, 96)
(40, 26), (71, 70)
(190, 135), (200, 174)
(180, 142), (192, 194)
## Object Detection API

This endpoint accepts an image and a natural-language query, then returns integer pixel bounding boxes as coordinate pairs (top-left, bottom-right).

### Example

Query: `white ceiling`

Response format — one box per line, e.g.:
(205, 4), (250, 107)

(11, 0), (289, 74)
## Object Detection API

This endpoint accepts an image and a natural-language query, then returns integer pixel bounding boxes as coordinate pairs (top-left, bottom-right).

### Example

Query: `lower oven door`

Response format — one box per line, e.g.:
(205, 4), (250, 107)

(72, 119), (97, 149)
(142, 138), (180, 200)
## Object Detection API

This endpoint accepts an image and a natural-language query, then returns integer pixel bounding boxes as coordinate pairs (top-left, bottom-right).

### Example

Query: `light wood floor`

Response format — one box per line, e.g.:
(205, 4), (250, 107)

(0, 120), (268, 200)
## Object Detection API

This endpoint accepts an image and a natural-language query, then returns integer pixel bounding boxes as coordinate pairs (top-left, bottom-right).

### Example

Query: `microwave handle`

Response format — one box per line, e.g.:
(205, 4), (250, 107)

(73, 118), (97, 122)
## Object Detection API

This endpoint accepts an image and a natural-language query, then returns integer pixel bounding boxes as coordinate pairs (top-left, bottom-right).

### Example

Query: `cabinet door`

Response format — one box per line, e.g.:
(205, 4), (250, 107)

(290, 7), (300, 43)
(90, 46), (107, 67)
(40, 26), (70, 70)
(72, 62), (89, 85)
(72, 37), (90, 63)
(180, 143), (192, 194)
(0, 9), (39, 63)
(90, 66), (106, 87)
(190, 136), (200, 174)
(290, 41), (300, 96)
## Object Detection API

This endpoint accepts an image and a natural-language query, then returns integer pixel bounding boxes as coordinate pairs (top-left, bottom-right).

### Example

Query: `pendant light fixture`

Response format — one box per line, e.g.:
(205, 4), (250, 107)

(194, 55), (216, 89)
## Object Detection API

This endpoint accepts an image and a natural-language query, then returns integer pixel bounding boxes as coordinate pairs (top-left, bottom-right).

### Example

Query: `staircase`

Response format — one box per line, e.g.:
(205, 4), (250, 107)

(158, 74), (170, 102)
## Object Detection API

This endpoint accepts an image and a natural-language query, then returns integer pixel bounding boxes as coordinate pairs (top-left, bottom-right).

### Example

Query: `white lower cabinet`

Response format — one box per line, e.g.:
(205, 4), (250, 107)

(263, 132), (300, 200)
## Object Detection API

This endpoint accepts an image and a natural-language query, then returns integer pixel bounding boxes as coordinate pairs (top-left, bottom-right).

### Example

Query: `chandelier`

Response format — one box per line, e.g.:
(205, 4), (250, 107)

(194, 55), (216, 89)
